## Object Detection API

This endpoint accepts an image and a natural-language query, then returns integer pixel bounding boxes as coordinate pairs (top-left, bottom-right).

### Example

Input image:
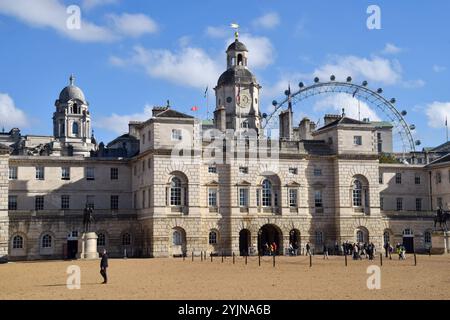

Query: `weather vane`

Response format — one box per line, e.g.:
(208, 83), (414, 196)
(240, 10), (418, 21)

(230, 23), (239, 40)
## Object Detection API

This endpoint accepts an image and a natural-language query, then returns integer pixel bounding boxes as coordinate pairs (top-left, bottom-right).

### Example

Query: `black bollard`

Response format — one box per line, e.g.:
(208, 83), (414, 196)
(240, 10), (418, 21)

(183, 252), (185, 261)
(345, 254), (347, 267)
(192, 251), (194, 262)
(245, 255), (247, 265)
(380, 253), (382, 266)
(273, 254), (275, 267)
(222, 251), (224, 263)
(414, 253), (417, 266)
(389, 252), (392, 260)
(258, 254), (261, 267)
(310, 254), (312, 268)
(233, 252), (235, 264)
(210, 252), (213, 262)
(200, 251), (203, 262)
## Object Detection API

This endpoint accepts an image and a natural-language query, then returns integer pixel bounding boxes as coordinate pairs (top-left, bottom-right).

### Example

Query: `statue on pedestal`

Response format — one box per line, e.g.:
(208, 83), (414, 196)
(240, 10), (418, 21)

(434, 206), (449, 232)
(83, 205), (95, 233)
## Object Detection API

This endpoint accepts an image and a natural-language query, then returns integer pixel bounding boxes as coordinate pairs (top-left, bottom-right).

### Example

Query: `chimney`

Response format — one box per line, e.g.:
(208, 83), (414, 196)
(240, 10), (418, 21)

(299, 117), (314, 140)
(214, 105), (226, 132)
(324, 114), (341, 126)
(279, 108), (293, 140)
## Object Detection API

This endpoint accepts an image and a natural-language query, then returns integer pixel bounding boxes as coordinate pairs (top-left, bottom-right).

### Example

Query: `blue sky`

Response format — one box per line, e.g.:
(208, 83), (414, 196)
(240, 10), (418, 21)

(0, 0), (449, 150)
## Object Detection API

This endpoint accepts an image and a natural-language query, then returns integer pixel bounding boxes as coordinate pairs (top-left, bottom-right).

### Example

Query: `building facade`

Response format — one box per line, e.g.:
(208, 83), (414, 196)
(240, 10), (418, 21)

(0, 37), (448, 262)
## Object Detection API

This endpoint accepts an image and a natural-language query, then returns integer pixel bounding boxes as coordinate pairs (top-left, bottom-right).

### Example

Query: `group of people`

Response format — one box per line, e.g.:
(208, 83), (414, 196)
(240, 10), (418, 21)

(384, 242), (407, 260)
(262, 242), (278, 256)
(342, 241), (377, 260)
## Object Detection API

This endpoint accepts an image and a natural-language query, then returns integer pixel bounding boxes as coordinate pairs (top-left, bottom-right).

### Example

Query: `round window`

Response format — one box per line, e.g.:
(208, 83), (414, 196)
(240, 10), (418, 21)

(226, 97), (232, 103)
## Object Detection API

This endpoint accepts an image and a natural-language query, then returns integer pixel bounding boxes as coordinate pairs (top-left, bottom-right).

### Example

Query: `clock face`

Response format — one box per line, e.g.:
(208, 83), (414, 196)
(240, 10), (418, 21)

(240, 94), (250, 108)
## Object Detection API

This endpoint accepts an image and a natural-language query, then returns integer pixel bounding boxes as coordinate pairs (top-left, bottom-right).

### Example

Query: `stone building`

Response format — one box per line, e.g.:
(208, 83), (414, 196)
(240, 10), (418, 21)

(0, 37), (448, 262)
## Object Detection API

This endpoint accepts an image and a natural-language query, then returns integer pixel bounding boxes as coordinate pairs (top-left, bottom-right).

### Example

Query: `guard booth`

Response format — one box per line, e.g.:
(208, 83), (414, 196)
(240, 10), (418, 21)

(67, 231), (79, 259)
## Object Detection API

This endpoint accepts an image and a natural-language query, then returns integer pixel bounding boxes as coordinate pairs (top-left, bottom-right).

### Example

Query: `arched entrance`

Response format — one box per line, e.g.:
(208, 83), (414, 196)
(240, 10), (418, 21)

(171, 227), (187, 257)
(402, 228), (414, 253)
(289, 229), (300, 255)
(258, 224), (282, 255)
(239, 229), (251, 256)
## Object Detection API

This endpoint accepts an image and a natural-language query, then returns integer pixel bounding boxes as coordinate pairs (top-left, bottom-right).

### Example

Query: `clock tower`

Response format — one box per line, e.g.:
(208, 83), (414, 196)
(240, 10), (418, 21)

(214, 35), (262, 134)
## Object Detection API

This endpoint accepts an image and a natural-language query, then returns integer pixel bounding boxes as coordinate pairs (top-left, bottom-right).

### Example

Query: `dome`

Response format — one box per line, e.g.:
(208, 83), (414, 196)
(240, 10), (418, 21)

(227, 40), (248, 52)
(217, 67), (257, 86)
(58, 75), (86, 103)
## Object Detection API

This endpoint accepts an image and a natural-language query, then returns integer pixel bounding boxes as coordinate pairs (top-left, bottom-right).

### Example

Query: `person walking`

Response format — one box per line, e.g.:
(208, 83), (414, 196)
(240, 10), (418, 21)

(323, 245), (329, 259)
(306, 242), (311, 256)
(384, 241), (389, 258)
(100, 248), (108, 284)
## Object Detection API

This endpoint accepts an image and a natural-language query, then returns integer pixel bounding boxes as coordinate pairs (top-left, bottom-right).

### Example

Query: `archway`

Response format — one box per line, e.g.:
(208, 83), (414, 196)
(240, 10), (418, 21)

(239, 229), (250, 256)
(171, 227), (187, 257)
(402, 228), (414, 253)
(289, 229), (300, 255)
(258, 224), (282, 255)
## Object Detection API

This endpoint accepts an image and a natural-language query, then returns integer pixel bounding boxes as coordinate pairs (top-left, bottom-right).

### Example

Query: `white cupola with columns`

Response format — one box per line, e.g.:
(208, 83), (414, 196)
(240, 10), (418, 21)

(52, 75), (96, 156)
(214, 30), (262, 135)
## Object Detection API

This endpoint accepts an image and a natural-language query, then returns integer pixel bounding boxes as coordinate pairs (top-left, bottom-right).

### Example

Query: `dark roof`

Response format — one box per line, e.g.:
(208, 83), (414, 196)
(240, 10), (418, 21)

(430, 141), (450, 152)
(426, 153), (450, 166)
(106, 133), (138, 148)
(317, 117), (366, 131)
(153, 107), (194, 119)
(302, 140), (333, 155)
(217, 67), (257, 86)
(227, 40), (248, 52)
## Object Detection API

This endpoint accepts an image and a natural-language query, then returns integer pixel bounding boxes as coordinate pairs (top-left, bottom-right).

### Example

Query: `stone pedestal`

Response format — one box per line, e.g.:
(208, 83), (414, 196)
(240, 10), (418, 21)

(77, 232), (99, 260)
(430, 231), (450, 254)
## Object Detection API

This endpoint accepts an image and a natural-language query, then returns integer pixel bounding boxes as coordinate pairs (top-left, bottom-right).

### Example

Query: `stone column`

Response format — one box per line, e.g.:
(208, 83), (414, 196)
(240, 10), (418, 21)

(0, 152), (9, 263)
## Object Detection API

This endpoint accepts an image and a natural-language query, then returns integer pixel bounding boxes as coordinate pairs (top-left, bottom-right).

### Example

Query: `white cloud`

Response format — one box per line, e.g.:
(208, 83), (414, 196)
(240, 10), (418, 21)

(0, 0), (116, 42)
(110, 45), (222, 89)
(107, 13), (158, 37)
(0, 0), (157, 42)
(425, 102), (450, 129)
(314, 93), (381, 122)
(382, 43), (402, 55)
(402, 79), (426, 89)
(82, 0), (118, 10)
(0, 93), (28, 129)
(252, 12), (280, 29)
(433, 65), (446, 73)
(227, 33), (275, 69)
(95, 105), (153, 135)
(205, 26), (229, 38)
(312, 55), (402, 85)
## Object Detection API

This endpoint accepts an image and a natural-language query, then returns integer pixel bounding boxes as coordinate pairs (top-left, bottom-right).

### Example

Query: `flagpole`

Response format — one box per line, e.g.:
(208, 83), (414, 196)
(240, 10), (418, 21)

(446, 116), (448, 142)
(206, 89), (209, 120)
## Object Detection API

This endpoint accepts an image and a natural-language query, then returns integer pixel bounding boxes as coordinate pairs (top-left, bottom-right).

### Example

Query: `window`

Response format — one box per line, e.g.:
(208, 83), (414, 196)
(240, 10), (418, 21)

(170, 177), (182, 206)
(61, 167), (70, 180)
(396, 198), (403, 211)
(8, 195), (17, 211)
(436, 172), (442, 184)
(380, 197), (384, 210)
(379, 173), (383, 184)
(424, 231), (432, 245)
(61, 195), (70, 210)
(148, 130), (152, 143)
(395, 173), (402, 184)
(148, 159), (151, 169)
(72, 122), (79, 136)
(12, 235), (23, 249)
(403, 228), (413, 236)
(262, 179), (272, 207)
(209, 231), (217, 245)
(35, 166), (45, 180)
(133, 193), (137, 209)
(314, 190), (323, 208)
(142, 161), (145, 172)
(415, 198), (422, 211)
(313, 168), (322, 176)
(86, 167), (95, 180)
(356, 230), (364, 243)
(86, 195), (95, 209)
(42, 234), (52, 248)
(122, 233), (131, 246)
(97, 233), (106, 246)
(315, 231), (323, 245)
(208, 166), (217, 174)
(208, 188), (217, 207)
(111, 195), (119, 210)
(142, 190), (146, 208)
(289, 167), (298, 175)
(352, 180), (362, 207)
(354, 136), (362, 146)
(35, 196), (44, 211)
(239, 166), (248, 174)
(383, 231), (390, 245)
(239, 188), (249, 207)
(9, 166), (17, 180)
(110, 168), (119, 180)
(377, 133), (383, 153)
(142, 134), (146, 144)
(289, 189), (298, 207)
(415, 174), (421, 185)
(171, 129), (182, 141)
(256, 189), (260, 207)
(173, 230), (182, 245)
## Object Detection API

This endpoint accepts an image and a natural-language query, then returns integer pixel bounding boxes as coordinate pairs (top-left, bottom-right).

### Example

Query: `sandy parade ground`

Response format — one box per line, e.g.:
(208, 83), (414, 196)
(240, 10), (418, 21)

(0, 254), (449, 300)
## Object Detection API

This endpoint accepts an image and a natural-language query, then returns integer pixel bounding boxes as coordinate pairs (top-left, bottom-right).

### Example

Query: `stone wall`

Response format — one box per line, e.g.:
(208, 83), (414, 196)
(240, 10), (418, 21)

(0, 153), (9, 262)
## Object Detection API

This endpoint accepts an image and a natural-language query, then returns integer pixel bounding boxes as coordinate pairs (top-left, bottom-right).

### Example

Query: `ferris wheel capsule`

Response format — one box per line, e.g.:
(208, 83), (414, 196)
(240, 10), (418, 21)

(272, 100), (278, 106)
(401, 110), (407, 116)
(415, 140), (421, 146)
(330, 75), (336, 81)
(409, 124), (416, 130)
(346, 76), (352, 82)
(362, 81), (368, 87)
(390, 98), (396, 104)
(314, 77), (320, 83)
(299, 82), (304, 88)
(377, 88), (383, 94)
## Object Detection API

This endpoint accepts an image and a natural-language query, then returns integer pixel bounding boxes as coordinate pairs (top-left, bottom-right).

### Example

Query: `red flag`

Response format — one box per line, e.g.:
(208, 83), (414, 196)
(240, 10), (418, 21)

(191, 106), (198, 111)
